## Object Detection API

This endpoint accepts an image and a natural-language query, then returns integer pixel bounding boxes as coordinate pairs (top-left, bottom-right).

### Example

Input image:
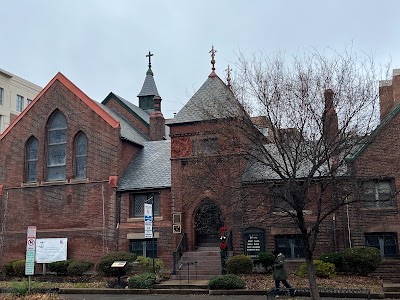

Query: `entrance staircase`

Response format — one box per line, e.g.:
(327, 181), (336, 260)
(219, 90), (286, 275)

(170, 246), (221, 281)
(383, 283), (400, 299)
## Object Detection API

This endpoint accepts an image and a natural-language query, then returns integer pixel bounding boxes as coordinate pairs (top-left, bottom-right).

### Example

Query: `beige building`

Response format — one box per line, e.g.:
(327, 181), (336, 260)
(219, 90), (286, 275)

(0, 68), (42, 133)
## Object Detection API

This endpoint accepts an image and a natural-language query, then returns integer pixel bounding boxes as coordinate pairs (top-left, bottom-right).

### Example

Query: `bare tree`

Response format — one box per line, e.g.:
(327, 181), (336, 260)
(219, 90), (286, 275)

(229, 48), (387, 299)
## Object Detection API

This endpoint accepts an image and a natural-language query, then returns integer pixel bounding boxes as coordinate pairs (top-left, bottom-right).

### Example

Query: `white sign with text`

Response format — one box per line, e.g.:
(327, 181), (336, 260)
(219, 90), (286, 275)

(35, 238), (67, 263)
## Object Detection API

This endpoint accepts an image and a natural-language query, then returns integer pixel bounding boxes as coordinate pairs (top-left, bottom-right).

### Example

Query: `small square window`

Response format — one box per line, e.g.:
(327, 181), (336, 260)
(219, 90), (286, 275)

(365, 232), (398, 257)
(129, 239), (157, 258)
(275, 235), (304, 258)
(130, 193), (161, 218)
(362, 180), (393, 207)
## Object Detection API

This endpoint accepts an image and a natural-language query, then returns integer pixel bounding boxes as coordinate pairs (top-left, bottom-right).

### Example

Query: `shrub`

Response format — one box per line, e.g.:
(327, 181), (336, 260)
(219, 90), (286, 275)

(296, 260), (336, 278)
(128, 272), (156, 289)
(258, 251), (275, 270)
(97, 251), (137, 276)
(226, 255), (253, 274)
(209, 274), (245, 290)
(12, 260), (26, 277)
(48, 260), (74, 275)
(10, 279), (29, 295)
(319, 252), (344, 270)
(67, 260), (94, 276)
(5, 260), (19, 276)
(136, 256), (164, 273)
(344, 246), (382, 276)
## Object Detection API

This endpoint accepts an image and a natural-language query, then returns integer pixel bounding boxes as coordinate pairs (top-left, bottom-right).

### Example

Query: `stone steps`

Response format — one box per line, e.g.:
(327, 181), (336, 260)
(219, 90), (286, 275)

(383, 283), (400, 299)
(172, 247), (222, 280)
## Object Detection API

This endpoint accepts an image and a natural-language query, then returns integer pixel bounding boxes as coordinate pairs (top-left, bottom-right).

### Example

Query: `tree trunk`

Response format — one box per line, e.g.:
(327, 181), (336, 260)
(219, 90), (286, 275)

(305, 254), (320, 300)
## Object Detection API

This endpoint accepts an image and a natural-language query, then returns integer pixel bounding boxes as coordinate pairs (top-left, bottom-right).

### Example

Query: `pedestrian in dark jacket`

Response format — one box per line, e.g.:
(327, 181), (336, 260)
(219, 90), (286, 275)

(272, 250), (296, 297)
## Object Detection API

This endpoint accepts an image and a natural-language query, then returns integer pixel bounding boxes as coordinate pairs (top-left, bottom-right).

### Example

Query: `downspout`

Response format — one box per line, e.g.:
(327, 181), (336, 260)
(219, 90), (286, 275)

(102, 184), (106, 253)
(0, 191), (8, 265)
(332, 213), (337, 252)
(115, 191), (121, 251)
(346, 203), (352, 248)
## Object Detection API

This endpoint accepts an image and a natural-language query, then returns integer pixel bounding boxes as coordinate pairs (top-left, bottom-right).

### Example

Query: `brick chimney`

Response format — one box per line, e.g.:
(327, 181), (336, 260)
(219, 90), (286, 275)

(322, 89), (339, 149)
(149, 96), (165, 141)
(379, 69), (400, 121)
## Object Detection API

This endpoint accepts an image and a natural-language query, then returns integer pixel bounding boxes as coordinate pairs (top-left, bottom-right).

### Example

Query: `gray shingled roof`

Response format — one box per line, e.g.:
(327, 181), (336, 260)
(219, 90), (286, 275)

(242, 143), (348, 182)
(112, 93), (150, 124)
(96, 103), (149, 146)
(118, 140), (171, 191)
(137, 67), (160, 97)
(166, 75), (242, 125)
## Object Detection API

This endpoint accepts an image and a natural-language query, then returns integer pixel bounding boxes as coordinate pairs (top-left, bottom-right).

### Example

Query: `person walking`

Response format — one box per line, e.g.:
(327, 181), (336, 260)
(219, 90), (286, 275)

(272, 250), (296, 297)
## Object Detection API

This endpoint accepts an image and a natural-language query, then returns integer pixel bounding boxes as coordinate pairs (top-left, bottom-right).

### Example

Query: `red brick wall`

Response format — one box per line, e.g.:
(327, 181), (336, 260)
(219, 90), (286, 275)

(0, 79), (135, 265)
(118, 189), (174, 269)
(103, 97), (149, 137)
(346, 112), (400, 257)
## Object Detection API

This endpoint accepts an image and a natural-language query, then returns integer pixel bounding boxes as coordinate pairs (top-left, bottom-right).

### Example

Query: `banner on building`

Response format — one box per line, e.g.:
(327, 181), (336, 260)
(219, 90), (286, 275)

(35, 238), (67, 263)
(144, 203), (153, 238)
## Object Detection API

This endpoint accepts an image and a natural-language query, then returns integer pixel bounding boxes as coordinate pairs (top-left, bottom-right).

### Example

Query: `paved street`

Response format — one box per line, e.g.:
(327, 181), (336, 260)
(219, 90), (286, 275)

(60, 294), (371, 300)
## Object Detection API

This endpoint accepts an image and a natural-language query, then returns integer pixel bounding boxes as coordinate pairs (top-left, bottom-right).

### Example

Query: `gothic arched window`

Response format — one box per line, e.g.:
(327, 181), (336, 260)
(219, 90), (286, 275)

(75, 132), (87, 178)
(47, 111), (67, 180)
(26, 137), (38, 182)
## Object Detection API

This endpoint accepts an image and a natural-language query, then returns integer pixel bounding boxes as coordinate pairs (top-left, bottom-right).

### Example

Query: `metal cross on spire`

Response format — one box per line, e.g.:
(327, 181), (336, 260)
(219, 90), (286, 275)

(209, 45), (217, 72)
(146, 51), (154, 68)
(226, 64), (232, 87)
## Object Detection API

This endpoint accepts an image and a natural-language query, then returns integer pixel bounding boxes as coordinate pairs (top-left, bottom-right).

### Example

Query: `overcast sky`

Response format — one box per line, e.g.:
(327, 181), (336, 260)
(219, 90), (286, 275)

(1, 0), (400, 118)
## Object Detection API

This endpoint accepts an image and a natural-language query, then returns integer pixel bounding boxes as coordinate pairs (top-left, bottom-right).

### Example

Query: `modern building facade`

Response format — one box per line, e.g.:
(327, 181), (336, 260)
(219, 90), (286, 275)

(0, 68), (42, 133)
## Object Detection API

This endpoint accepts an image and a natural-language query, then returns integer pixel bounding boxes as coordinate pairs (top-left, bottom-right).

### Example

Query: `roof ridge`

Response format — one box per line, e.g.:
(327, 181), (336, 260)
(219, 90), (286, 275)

(0, 72), (120, 140)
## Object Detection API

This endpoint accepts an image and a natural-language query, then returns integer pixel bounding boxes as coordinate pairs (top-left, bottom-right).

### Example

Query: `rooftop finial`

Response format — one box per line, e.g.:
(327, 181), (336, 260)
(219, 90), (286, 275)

(226, 65), (232, 88)
(209, 45), (216, 72)
(146, 51), (154, 68)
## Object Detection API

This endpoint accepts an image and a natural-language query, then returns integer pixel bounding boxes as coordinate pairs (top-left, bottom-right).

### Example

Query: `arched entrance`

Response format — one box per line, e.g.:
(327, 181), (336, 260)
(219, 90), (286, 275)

(194, 198), (224, 247)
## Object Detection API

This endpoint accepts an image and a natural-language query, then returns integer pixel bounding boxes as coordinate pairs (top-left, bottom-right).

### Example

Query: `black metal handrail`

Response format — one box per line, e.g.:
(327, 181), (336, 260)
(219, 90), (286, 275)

(172, 232), (187, 275)
(227, 230), (233, 251)
(178, 261), (198, 284)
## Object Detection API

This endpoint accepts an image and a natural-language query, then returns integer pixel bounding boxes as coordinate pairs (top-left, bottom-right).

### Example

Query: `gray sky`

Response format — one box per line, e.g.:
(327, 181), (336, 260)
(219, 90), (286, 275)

(1, 0), (400, 119)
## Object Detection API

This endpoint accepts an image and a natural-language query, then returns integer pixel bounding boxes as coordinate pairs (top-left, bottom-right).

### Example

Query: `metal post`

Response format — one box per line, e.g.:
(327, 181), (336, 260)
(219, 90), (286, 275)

(152, 201), (155, 274)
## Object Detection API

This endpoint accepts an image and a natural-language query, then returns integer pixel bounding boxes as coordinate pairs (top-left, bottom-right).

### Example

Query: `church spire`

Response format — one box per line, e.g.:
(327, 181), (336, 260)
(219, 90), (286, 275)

(138, 50), (160, 112)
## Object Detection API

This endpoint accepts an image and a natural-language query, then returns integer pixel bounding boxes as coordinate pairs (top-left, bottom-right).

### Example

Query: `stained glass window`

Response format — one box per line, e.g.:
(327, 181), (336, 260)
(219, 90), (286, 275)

(75, 133), (87, 178)
(47, 112), (67, 180)
(26, 137), (38, 182)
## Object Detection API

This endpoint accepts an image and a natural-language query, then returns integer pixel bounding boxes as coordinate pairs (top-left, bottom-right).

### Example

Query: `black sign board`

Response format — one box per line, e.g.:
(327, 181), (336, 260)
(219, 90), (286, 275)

(244, 228), (265, 259)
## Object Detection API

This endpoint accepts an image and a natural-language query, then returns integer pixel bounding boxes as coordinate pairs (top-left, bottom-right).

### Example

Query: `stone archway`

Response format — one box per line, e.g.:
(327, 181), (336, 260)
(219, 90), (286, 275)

(194, 198), (224, 247)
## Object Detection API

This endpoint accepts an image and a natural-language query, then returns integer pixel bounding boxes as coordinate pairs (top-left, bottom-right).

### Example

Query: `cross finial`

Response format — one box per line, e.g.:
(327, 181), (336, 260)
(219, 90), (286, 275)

(226, 65), (232, 87)
(209, 45), (217, 72)
(146, 51), (154, 68)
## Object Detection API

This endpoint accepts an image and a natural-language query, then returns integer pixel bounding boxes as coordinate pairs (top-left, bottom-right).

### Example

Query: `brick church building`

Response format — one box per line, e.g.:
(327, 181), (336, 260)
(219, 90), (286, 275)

(0, 51), (399, 280)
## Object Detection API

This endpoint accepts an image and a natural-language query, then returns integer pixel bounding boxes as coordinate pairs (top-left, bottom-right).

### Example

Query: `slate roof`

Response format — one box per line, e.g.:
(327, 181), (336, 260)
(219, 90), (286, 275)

(96, 103), (149, 146)
(118, 140), (171, 191)
(166, 75), (243, 125)
(346, 103), (400, 162)
(112, 93), (151, 124)
(242, 143), (348, 182)
(137, 67), (160, 97)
